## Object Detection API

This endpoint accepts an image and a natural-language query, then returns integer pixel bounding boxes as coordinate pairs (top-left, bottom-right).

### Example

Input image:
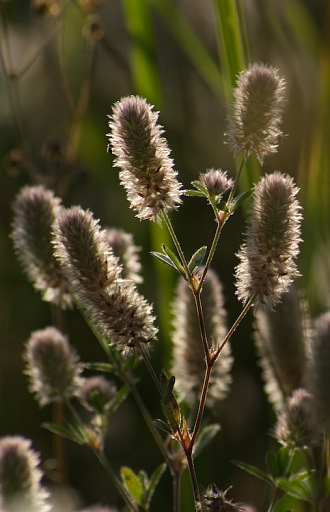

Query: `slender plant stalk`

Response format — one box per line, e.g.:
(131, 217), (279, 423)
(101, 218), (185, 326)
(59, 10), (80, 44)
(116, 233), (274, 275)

(95, 449), (136, 512)
(193, 292), (211, 364)
(53, 402), (68, 485)
(215, 295), (254, 358)
(138, 342), (163, 394)
(185, 450), (201, 509)
(60, 37), (97, 197)
(162, 210), (191, 281)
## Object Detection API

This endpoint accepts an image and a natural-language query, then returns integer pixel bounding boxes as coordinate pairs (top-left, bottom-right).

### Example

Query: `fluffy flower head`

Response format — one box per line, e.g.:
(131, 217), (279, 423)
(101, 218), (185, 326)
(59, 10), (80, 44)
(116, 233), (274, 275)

(226, 63), (285, 164)
(235, 172), (302, 308)
(24, 326), (82, 406)
(54, 207), (157, 352)
(108, 95), (182, 220)
(0, 436), (50, 512)
(11, 185), (71, 308)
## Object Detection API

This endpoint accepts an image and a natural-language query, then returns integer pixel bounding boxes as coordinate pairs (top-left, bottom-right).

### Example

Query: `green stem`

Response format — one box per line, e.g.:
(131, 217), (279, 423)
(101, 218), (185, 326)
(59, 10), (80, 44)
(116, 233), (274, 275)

(190, 362), (213, 447)
(185, 450), (200, 510)
(193, 292), (211, 364)
(95, 449), (136, 512)
(197, 209), (229, 294)
(215, 295), (254, 359)
(162, 210), (191, 282)
(124, 372), (175, 472)
(138, 341), (162, 394)
(227, 155), (247, 204)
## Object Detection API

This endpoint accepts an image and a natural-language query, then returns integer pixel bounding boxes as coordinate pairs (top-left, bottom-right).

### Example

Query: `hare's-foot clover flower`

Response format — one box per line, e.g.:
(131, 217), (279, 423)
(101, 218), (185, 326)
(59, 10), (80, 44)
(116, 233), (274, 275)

(306, 312), (330, 433)
(24, 326), (82, 406)
(79, 376), (117, 415)
(226, 63), (285, 164)
(11, 185), (71, 308)
(196, 169), (233, 205)
(171, 269), (232, 408)
(104, 228), (142, 284)
(54, 207), (157, 353)
(235, 172), (302, 308)
(274, 389), (322, 448)
(0, 436), (50, 512)
(107, 95), (182, 221)
(254, 286), (309, 411)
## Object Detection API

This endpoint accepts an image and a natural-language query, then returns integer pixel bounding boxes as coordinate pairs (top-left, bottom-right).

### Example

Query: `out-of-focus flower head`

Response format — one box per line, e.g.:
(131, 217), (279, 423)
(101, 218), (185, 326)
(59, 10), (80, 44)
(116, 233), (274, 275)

(226, 63), (285, 164)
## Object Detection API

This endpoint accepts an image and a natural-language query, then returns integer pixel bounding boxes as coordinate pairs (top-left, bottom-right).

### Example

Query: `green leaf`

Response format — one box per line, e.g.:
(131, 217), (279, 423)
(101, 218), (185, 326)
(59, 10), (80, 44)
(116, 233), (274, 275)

(144, 463), (166, 507)
(276, 471), (316, 502)
(153, 418), (172, 435)
(107, 384), (130, 413)
(191, 181), (208, 194)
(161, 373), (181, 433)
(120, 466), (144, 505)
(42, 422), (88, 446)
(277, 446), (294, 476)
(266, 451), (279, 479)
(188, 246), (207, 272)
(151, 251), (180, 272)
(82, 362), (118, 373)
(234, 460), (274, 485)
(193, 424), (221, 458)
(229, 188), (253, 212)
(185, 189), (207, 198)
(162, 245), (186, 276)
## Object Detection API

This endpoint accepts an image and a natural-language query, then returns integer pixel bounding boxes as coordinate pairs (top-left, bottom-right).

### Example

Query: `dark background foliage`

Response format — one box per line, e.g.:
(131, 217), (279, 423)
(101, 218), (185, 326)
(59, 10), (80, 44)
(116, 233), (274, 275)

(0, 1), (329, 510)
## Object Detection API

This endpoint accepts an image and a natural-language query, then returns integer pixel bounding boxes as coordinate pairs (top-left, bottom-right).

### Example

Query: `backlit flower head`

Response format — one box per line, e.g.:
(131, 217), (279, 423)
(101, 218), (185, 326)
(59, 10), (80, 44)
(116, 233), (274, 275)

(107, 95), (182, 221)
(226, 63), (285, 164)
(196, 169), (233, 204)
(11, 185), (71, 308)
(171, 269), (232, 408)
(254, 285), (310, 411)
(104, 227), (142, 284)
(235, 172), (302, 308)
(79, 376), (117, 415)
(306, 312), (330, 433)
(0, 436), (50, 512)
(24, 326), (82, 406)
(274, 388), (322, 448)
(54, 206), (157, 353)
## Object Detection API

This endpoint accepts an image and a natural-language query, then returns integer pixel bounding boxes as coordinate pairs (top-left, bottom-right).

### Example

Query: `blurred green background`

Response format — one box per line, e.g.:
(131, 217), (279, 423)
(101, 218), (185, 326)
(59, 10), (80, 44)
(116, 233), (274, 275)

(0, 0), (329, 510)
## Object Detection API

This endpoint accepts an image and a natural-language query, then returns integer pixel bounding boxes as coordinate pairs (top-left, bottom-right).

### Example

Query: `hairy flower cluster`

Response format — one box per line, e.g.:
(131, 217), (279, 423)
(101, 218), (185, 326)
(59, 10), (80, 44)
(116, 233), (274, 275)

(0, 436), (50, 512)
(306, 312), (330, 432)
(11, 185), (71, 308)
(196, 169), (233, 204)
(104, 227), (142, 284)
(254, 285), (309, 411)
(171, 269), (232, 408)
(108, 95), (182, 221)
(53, 206), (157, 352)
(274, 389), (322, 448)
(226, 63), (285, 164)
(79, 376), (117, 415)
(24, 326), (82, 406)
(235, 172), (302, 308)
